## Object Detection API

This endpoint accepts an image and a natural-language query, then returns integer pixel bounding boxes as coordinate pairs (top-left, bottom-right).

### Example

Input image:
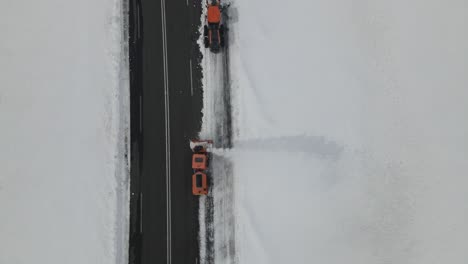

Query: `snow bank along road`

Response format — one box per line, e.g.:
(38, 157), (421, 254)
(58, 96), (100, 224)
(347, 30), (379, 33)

(128, 0), (205, 264)
(198, 3), (236, 264)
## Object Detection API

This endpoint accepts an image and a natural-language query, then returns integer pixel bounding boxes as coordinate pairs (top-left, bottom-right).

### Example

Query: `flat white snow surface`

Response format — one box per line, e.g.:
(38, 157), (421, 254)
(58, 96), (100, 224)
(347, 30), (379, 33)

(202, 0), (468, 263)
(0, 1), (129, 264)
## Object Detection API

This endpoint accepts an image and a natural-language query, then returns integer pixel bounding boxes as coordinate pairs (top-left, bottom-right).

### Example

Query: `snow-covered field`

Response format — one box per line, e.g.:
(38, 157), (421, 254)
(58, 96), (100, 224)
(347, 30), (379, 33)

(202, 0), (468, 263)
(0, 1), (129, 264)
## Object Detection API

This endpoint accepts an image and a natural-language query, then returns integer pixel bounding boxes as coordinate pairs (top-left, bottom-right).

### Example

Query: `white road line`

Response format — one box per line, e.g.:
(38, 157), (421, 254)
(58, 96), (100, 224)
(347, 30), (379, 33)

(189, 59), (194, 96)
(140, 192), (143, 233)
(160, 0), (172, 263)
(137, 4), (141, 39)
(139, 95), (142, 132)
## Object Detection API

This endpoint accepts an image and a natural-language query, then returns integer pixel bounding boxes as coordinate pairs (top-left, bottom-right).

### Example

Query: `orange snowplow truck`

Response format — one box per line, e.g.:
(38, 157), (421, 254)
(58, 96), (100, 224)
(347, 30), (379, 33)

(190, 140), (213, 195)
(204, 0), (225, 53)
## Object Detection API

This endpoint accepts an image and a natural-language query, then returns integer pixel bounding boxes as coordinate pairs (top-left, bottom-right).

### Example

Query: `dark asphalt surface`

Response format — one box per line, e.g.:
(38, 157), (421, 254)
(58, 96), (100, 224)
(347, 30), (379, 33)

(128, 0), (204, 263)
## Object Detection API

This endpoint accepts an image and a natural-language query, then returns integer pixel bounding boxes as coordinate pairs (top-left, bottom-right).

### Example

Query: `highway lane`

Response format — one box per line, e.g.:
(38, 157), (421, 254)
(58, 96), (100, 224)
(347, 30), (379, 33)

(128, 0), (204, 263)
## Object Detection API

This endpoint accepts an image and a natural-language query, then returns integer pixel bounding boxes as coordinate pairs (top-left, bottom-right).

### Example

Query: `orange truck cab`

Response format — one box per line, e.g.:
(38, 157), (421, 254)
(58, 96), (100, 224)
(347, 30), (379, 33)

(192, 172), (208, 195)
(207, 3), (221, 24)
(192, 153), (208, 170)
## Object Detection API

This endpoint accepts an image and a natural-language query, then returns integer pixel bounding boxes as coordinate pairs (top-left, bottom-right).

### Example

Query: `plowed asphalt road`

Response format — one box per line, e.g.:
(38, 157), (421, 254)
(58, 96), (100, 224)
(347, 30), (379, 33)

(128, 0), (204, 263)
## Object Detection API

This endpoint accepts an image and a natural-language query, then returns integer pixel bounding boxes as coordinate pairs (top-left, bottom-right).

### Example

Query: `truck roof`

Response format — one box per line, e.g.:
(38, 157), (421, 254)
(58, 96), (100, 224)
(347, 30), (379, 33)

(207, 5), (221, 24)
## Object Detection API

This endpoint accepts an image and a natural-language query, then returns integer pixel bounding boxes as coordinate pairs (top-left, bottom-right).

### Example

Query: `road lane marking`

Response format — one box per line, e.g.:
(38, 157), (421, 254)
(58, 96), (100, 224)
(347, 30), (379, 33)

(137, 4), (141, 39)
(189, 59), (194, 96)
(139, 95), (142, 132)
(140, 192), (143, 233)
(160, 0), (172, 263)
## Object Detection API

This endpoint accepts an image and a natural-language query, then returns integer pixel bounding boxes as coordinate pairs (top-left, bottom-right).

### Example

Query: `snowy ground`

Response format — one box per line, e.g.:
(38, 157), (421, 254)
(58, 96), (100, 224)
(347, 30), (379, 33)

(0, 1), (129, 264)
(201, 0), (468, 263)
(198, 3), (236, 263)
